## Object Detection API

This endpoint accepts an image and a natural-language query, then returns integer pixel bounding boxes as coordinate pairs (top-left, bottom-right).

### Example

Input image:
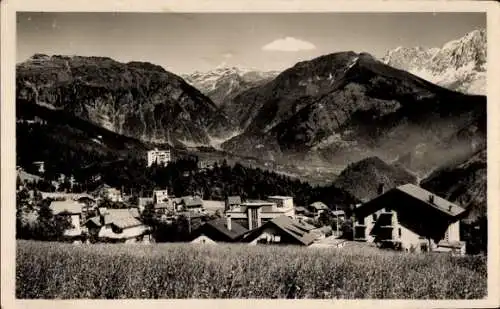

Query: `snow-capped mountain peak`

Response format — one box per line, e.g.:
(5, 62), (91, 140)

(382, 29), (486, 95)
(182, 66), (280, 106)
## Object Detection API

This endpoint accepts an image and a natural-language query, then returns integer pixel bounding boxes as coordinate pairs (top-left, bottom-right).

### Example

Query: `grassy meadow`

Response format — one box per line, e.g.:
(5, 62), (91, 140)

(16, 240), (486, 299)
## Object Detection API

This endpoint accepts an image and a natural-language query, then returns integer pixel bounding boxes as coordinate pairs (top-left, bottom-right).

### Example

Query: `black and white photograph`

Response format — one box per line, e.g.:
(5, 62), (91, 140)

(1, 0), (498, 304)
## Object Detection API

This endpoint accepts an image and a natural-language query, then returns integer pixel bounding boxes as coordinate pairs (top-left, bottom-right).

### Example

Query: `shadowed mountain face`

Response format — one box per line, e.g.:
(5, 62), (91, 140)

(420, 148), (486, 220)
(333, 156), (418, 202)
(16, 54), (230, 147)
(221, 51), (486, 175)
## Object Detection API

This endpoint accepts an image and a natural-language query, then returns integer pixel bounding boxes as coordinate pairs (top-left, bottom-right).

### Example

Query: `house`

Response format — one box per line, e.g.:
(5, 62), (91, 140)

(268, 196), (295, 210)
(191, 217), (249, 244)
(242, 215), (317, 246)
(225, 195), (242, 211)
(32, 161), (45, 174)
(153, 189), (170, 205)
(309, 201), (329, 216)
(49, 200), (84, 240)
(93, 184), (123, 202)
(197, 160), (214, 171)
(151, 189), (173, 215)
(40, 192), (94, 202)
(82, 216), (103, 243)
(147, 148), (171, 167)
(294, 206), (310, 216)
(75, 194), (96, 204)
(332, 209), (346, 220)
(225, 196), (296, 230)
(138, 197), (154, 212)
(352, 183), (467, 254)
(203, 200), (226, 215)
(176, 196), (204, 213)
(96, 209), (151, 243)
(311, 225), (333, 240)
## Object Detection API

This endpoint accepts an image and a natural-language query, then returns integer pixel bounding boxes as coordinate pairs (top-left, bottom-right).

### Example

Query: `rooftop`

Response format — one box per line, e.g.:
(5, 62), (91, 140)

(204, 218), (249, 240)
(268, 195), (293, 200)
(49, 200), (83, 215)
(102, 209), (143, 229)
(396, 184), (466, 217)
(270, 216), (318, 246)
(182, 196), (204, 207)
(309, 201), (329, 210)
(242, 200), (275, 207)
(226, 196), (242, 205)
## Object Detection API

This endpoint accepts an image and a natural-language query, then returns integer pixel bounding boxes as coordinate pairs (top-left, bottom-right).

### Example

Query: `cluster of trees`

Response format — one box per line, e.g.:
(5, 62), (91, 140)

(140, 202), (221, 243)
(140, 158), (359, 210)
(18, 117), (359, 210)
(16, 189), (72, 241)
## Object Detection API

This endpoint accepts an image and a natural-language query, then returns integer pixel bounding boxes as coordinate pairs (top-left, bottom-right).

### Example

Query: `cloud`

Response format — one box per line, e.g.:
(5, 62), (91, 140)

(262, 37), (316, 52)
(223, 53), (233, 59)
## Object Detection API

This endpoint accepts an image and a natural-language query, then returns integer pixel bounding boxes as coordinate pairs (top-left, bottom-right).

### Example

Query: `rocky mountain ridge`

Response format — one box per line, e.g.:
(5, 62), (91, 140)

(220, 51), (486, 176)
(382, 29), (486, 95)
(16, 54), (230, 147)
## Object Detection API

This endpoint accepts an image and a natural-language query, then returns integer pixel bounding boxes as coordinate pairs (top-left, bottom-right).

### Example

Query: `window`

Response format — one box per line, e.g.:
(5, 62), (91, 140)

(398, 228), (402, 238)
(357, 217), (364, 225)
(372, 214), (377, 222)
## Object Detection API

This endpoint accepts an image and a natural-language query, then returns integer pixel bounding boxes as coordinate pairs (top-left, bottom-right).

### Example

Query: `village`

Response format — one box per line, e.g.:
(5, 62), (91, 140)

(16, 148), (468, 255)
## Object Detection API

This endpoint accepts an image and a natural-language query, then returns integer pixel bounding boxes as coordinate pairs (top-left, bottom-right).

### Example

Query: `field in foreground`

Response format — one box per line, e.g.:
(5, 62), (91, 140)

(16, 240), (486, 299)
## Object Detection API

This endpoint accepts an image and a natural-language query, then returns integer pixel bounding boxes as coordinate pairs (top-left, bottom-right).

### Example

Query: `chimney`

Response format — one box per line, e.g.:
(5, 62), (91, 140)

(377, 183), (385, 195)
(429, 195), (434, 204)
(226, 214), (232, 231)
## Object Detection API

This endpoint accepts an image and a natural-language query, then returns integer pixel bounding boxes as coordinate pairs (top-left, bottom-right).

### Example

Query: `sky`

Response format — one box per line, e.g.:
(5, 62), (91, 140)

(17, 12), (486, 74)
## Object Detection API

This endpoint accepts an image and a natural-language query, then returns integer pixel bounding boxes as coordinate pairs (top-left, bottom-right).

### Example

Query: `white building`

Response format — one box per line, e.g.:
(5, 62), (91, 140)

(147, 149), (171, 167)
(49, 200), (84, 238)
(225, 196), (296, 230)
(153, 189), (170, 204)
(32, 161), (45, 174)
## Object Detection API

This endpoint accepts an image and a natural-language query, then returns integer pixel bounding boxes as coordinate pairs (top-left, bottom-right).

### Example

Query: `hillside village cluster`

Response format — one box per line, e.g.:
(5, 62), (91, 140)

(17, 148), (467, 255)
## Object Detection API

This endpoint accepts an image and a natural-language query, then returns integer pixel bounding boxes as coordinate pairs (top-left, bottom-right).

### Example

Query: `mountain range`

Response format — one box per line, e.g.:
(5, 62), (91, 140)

(382, 29), (486, 95)
(182, 66), (279, 107)
(16, 27), (487, 190)
(16, 54), (231, 147)
(219, 51), (485, 177)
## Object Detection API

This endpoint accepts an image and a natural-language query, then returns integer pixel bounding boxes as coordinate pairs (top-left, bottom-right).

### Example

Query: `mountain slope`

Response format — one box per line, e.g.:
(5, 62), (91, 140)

(16, 99), (158, 183)
(221, 51), (486, 174)
(420, 148), (486, 220)
(16, 54), (229, 146)
(382, 29), (486, 95)
(333, 156), (418, 202)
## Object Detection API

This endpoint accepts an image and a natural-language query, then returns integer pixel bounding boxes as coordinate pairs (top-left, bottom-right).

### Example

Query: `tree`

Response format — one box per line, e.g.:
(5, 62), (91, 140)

(35, 200), (72, 241)
(141, 202), (156, 226)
